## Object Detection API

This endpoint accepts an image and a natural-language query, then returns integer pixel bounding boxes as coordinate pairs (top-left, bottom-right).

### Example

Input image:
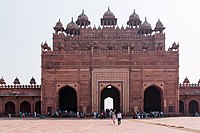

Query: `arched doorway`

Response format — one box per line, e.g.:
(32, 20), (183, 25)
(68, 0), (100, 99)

(179, 100), (184, 114)
(20, 101), (31, 113)
(101, 85), (120, 112)
(144, 86), (162, 112)
(189, 100), (199, 114)
(4, 101), (15, 115)
(59, 86), (77, 112)
(104, 97), (113, 110)
(35, 101), (41, 114)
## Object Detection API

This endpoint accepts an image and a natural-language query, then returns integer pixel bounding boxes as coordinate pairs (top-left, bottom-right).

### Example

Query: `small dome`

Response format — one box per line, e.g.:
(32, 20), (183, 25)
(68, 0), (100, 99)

(183, 77), (190, 84)
(30, 77), (36, 85)
(0, 77), (6, 84)
(55, 19), (63, 29)
(103, 7), (115, 19)
(66, 18), (79, 30)
(13, 77), (20, 84)
(54, 19), (64, 32)
(155, 19), (163, 28)
(140, 17), (152, 30)
(129, 9), (140, 21)
(77, 10), (89, 21)
(154, 18), (165, 32)
(43, 41), (48, 49)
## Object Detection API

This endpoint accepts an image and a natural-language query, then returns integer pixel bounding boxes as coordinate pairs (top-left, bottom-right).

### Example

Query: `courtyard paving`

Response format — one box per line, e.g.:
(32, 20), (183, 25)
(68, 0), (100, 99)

(0, 117), (200, 133)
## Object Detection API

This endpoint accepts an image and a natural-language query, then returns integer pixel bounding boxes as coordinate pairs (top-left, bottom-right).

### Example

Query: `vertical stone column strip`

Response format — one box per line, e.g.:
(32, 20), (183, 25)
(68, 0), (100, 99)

(0, 97), (2, 115)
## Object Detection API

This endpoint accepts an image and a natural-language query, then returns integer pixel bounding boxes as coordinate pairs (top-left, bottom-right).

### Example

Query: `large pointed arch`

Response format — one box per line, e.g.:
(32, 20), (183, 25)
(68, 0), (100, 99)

(189, 100), (199, 114)
(59, 85), (77, 112)
(101, 85), (120, 112)
(20, 101), (31, 113)
(144, 85), (162, 112)
(4, 101), (15, 115)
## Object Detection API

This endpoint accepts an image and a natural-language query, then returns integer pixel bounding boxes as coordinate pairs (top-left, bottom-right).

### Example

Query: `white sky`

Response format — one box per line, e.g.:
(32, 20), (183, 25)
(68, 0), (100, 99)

(0, 0), (199, 84)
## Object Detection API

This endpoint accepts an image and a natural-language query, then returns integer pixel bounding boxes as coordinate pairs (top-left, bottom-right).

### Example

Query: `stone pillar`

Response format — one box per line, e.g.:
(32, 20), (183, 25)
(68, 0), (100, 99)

(16, 97), (19, 116)
(185, 100), (189, 115)
(32, 98), (35, 115)
(0, 97), (2, 115)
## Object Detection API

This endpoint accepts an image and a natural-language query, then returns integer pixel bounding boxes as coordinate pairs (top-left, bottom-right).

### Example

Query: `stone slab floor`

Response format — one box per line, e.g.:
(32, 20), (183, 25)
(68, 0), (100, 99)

(0, 117), (200, 133)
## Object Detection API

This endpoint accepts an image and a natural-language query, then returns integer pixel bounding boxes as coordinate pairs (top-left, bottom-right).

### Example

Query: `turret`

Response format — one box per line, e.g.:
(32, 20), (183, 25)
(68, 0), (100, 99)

(53, 19), (64, 33)
(127, 9), (141, 28)
(154, 18), (165, 33)
(13, 77), (20, 85)
(66, 18), (80, 36)
(138, 17), (152, 35)
(76, 10), (90, 28)
(101, 7), (117, 28)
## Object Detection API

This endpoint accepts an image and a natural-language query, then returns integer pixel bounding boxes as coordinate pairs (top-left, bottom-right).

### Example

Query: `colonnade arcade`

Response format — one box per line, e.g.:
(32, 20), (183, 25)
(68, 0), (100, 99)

(179, 100), (200, 114)
(3, 100), (41, 116)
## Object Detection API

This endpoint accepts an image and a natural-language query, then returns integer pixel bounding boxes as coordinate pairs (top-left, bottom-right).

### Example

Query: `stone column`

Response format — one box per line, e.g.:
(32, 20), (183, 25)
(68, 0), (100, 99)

(0, 97), (2, 115)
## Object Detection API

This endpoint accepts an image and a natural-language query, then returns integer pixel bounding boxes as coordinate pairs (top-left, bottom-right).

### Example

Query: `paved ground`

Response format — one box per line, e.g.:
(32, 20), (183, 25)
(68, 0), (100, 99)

(0, 117), (200, 133)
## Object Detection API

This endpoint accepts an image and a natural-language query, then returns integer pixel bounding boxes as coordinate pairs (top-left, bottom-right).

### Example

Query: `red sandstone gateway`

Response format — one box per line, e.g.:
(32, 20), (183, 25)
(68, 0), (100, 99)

(0, 8), (199, 117)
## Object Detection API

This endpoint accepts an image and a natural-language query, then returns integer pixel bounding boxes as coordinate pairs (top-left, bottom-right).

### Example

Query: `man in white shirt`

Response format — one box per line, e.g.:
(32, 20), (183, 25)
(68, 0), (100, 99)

(117, 112), (122, 125)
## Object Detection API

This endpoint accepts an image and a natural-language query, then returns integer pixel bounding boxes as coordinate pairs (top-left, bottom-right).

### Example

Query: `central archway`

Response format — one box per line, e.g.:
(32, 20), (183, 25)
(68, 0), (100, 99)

(144, 86), (162, 113)
(101, 85), (120, 112)
(59, 86), (77, 112)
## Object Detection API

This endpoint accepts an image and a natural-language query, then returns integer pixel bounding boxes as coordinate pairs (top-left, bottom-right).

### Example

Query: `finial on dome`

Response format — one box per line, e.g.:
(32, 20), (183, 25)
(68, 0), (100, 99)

(133, 9), (135, 13)
(108, 6), (110, 11)
(145, 17), (147, 22)
(82, 9), (84, 14)
(71, 17), (73, 22)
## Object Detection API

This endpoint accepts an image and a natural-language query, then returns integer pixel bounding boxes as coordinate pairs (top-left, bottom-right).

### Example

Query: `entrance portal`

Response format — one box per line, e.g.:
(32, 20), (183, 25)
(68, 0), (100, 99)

(144, 86), (162, 112)
(59, 86), (77, 112)
(101, 85), (120, 112)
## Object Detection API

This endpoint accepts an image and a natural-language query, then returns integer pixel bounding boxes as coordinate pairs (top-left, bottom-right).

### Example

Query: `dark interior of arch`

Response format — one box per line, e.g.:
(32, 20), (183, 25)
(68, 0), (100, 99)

(4, 101), (15, 115)
(179, 100), (184, 113)
(144, 86), (161, 113)
(20, 101), (31, 113)
(59, 86), (77, 112)
(101, 86), (120, 112)
(189, 100), (199, 114)
(35, 101), (41, 114)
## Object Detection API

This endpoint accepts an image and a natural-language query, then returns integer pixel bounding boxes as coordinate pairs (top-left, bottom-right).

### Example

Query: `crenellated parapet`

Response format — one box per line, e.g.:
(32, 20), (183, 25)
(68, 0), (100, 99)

(0, 84), (41, 89)
(179, 78), (200, 96)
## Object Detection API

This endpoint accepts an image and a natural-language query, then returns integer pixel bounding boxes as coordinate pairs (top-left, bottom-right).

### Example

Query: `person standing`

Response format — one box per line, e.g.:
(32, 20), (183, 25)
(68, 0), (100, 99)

(111, 111), (116, 124)
(117, 112), (122, 125)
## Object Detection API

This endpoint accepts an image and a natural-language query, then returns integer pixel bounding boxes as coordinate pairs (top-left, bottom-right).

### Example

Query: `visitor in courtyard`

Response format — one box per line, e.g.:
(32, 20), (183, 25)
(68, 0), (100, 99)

(34, 112), (37, 117)
(111, 110), (116, 124)
(117, 112), (122, 125)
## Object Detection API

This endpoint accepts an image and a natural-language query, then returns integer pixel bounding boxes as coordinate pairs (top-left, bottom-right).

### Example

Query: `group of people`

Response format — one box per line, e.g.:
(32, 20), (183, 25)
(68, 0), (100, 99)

(111, 110), (122, 125)
(134, 111), (164, 119)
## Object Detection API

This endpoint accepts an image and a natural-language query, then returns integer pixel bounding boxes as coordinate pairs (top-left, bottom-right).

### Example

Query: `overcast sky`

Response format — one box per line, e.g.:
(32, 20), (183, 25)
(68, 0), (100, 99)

(0, 0), (199, 84)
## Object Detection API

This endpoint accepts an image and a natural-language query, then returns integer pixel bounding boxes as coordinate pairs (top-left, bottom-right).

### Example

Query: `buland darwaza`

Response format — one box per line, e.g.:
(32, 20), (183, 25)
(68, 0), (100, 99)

(0, 8), (200, 116)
